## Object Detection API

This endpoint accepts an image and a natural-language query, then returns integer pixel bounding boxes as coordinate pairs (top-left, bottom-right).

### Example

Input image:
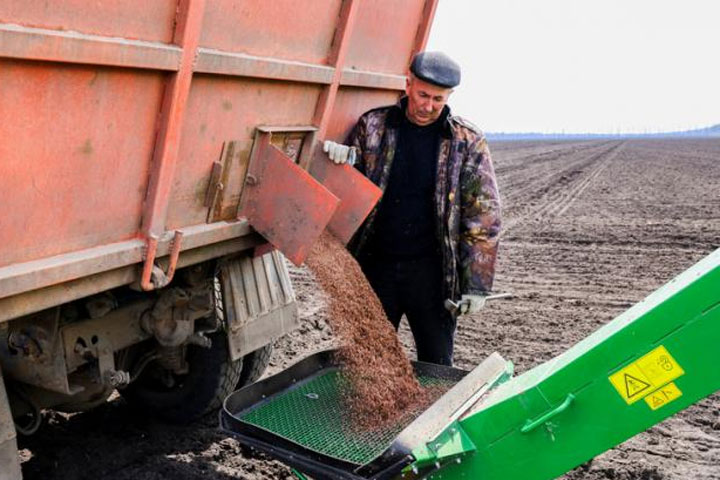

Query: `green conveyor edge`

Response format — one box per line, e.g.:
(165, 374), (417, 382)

(410, 247), (720, 480)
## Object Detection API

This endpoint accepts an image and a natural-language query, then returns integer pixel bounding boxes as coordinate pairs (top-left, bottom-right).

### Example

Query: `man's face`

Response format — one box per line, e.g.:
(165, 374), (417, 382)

(405, 75), (453, 126)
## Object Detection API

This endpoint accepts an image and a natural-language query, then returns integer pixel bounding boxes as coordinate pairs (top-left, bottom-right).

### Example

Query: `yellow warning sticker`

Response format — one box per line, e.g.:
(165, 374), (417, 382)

(608, 345), (684, 405)
(644, 382), (683, 410)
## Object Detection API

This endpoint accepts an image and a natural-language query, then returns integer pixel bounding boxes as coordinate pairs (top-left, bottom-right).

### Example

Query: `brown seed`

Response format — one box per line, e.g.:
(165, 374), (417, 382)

(305, 232), (443, 428)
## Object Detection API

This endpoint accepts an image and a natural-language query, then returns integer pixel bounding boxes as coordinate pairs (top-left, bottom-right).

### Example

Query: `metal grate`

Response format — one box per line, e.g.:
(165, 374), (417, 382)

(240, 368), (455, 466)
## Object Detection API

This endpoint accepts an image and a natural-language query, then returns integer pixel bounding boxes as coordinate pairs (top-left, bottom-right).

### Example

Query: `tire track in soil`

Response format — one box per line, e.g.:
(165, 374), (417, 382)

(549, 142), (625, 218)
(496, 142), (608, 197)
(500, 141), (625, 233)
(498, 141), (613, 207)
(494, 140), (604, 170)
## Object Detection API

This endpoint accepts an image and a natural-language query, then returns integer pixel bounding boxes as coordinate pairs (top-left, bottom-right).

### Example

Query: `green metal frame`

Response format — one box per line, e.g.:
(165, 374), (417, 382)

(408, 247), (720, 480)
(291, 468), (310, 480)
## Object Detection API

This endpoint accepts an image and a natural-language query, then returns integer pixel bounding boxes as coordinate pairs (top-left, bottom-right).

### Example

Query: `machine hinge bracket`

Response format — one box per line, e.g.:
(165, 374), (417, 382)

(140, 230), (184, 291)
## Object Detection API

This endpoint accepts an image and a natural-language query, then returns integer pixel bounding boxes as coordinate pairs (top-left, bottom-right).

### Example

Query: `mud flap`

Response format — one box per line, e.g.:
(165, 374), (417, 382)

(220, 250), (298, 363)
(0, 366), (22, 480)
(238, 131), (339, 266)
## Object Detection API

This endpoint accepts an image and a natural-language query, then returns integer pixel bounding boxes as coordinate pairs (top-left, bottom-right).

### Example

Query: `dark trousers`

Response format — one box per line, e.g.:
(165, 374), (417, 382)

(359, 254), (457, 366)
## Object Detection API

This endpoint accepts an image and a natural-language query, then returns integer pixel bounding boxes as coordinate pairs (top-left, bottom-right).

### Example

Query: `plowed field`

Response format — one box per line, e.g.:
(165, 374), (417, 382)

(19, 139), (720, 479)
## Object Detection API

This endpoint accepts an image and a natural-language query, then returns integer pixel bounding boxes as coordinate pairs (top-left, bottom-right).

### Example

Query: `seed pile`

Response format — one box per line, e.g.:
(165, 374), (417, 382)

(305, 232), (429, 427)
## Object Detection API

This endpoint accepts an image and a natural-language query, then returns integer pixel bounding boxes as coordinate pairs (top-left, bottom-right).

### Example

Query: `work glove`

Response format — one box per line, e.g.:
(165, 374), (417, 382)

(323, 140), (357, 166)
(459, 294), (487, 315)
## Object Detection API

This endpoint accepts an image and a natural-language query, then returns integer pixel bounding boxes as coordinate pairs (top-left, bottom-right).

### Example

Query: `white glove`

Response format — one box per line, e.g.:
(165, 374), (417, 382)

(459, 294), (487, 315)
(323, 140), (356, 166)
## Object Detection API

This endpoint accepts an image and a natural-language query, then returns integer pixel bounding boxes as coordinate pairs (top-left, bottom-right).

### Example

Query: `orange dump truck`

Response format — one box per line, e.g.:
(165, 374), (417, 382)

(0, 1), (438, 477)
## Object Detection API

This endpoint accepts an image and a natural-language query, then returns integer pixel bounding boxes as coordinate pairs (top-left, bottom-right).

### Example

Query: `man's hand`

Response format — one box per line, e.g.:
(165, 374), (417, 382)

(445, 292), (512, 315)
(323, 140), (357, 166)
(459, 294), (487, 315)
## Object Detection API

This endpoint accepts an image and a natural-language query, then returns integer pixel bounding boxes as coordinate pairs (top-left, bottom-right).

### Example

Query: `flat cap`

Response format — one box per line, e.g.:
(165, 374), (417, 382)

(410, 51), (461, 88)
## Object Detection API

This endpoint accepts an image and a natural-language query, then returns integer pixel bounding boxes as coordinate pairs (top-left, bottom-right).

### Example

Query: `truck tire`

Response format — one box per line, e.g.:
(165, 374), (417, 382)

(238, 345), (273, 386)
(120, 334), (274, 424)
(120, 330), (242, 424)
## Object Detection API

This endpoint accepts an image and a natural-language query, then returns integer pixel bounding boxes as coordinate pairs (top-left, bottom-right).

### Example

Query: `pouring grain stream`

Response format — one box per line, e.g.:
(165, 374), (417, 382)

(305, 232), (432, 428)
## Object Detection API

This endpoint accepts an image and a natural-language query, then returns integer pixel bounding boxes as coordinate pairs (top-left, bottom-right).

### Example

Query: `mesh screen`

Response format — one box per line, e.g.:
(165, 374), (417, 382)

(240, 368), (455, 466)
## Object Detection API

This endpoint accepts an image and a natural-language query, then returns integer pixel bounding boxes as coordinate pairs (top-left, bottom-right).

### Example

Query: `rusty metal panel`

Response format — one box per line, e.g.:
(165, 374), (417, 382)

(195, 49), (335, 84)
(339, 69), (407, 90)
(0, 59), (164, 267)
(309, 154), (382, 245)
(166, 77), (323, 230)
(208, 141), (249, 224)
(297, 0), (360, 171)
(0, 24), (182, 71)
(238, 132), (339, 266)
(200, 0), (343, 64)
(326, 87), (403, 141)
(411, 0), (440, 57)
(345, 0), (427, 74)
(140, 0), (206, 239)
(0, 224), (265, 323)
(0, 0), (178, 43)
(220, 250), (297, 361)
(0, 221), (255, 303)
(0, 0), (435, 318)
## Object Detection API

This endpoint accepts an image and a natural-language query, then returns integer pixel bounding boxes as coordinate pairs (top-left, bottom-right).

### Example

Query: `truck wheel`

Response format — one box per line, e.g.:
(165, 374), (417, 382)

(238, 345), (273, 386)
(120, 330), (242, 424)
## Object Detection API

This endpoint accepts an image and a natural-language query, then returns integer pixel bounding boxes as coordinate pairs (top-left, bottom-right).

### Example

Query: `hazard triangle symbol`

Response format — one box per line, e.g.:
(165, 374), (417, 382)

(624, 373), (651, 398)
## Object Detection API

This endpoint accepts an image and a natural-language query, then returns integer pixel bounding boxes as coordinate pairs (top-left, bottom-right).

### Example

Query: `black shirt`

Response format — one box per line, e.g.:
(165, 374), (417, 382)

(365, 109), (445, 259)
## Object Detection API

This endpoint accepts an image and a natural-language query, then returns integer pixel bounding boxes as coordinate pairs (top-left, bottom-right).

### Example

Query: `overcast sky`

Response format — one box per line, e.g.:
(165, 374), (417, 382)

(427, 0), (720, 134)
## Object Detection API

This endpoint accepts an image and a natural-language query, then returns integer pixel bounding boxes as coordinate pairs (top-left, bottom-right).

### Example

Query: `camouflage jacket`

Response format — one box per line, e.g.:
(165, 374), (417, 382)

(346, 98), (501, 300)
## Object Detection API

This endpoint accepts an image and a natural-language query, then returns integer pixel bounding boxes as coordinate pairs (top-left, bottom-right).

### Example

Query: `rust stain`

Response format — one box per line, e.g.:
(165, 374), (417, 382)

(79, 139), (93, 155)
(194, 172), (212, 205)
(222, 100), (233, 111)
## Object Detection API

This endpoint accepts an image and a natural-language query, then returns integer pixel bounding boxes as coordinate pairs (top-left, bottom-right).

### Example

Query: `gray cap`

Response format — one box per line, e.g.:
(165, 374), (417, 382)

(410, 51), (461, 88)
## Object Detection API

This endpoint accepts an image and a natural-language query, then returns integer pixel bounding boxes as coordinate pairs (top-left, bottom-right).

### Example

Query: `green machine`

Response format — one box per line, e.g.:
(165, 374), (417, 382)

(221, 247), (720, 480)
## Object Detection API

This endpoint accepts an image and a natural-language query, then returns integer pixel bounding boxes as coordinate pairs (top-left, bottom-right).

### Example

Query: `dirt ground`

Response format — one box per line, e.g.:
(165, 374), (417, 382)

(18, 139), (720, 479)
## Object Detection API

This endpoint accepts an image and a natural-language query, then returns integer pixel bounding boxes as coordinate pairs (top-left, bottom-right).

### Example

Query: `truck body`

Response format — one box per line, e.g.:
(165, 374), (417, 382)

(0, 1), (438, 477)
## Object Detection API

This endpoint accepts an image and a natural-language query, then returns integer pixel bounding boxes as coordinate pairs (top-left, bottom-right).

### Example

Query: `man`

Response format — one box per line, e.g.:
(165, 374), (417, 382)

(324, 51), (501, 366)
